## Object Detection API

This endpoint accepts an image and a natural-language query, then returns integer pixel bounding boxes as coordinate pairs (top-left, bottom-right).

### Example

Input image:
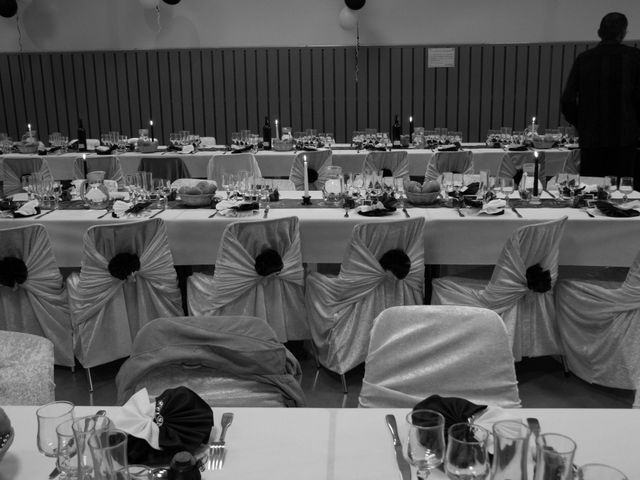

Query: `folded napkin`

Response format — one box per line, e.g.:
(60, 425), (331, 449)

(479, 199), (506, 215)
(302, 145), (318, 151)
(437, 145), (460, 152)
(356, 201), (396, 216)
(166, 144), (182, 152)
(12, 200), (40, 218)
(231, 145), (252, 154)
(595, 200), (640, 218)
(413, 395), (487, 435)
(96, 145), (117, 155)
(110, 387), (213, 466)
(610, 190), (640, 200)
(507, 144), (528, 151)
(111, 200), (152, 218)
(216, 199), (259, 217)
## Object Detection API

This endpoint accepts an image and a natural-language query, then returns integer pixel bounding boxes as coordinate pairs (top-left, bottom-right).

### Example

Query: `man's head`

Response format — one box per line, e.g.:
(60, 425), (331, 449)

(598, 12), (628, 42)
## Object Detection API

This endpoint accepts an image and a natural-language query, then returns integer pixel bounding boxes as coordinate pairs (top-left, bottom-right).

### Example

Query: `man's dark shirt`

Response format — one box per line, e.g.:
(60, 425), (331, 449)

(561, 41), (640, 148)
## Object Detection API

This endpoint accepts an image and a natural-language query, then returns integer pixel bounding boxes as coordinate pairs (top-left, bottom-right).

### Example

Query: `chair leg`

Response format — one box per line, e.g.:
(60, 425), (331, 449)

(559, 355), (570, 377)
(309, 341), (321, 369)
(86, 368), (94, 392)
(341, 374), (348, 394)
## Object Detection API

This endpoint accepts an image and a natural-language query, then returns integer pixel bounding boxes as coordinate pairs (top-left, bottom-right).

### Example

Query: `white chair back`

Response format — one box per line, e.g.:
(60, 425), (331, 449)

(364, 150), (409, 179)
(359, 306), (521, 408)
(289, 150), (332, 190)
(207, 153), (262, 187)
(424, 150), (473, 181)
(73, 155), (124, 187)
(2, 156), (53, 196)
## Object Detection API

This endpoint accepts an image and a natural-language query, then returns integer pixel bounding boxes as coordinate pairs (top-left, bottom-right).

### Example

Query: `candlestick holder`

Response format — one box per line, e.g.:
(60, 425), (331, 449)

(301, 195), (312, 205)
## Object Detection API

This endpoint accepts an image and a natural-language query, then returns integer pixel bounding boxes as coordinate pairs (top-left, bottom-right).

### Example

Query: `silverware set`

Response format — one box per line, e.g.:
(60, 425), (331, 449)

(208, 412), (233, 470)
(385, 415), (411, 480)
(34, 209), (55, 219)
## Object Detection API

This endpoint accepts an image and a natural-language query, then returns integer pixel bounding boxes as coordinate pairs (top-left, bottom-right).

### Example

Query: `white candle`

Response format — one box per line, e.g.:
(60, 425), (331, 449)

(303, 155), (309, 196)
(27, 123), (31, 136)
(149, 120), (154, 142)
(274, 119), (279, 141)
(531, 116), (536, 133)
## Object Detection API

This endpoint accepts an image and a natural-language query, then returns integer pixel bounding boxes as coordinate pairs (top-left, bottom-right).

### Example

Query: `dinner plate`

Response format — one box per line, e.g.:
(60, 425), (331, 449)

(356, 208), (395, 217)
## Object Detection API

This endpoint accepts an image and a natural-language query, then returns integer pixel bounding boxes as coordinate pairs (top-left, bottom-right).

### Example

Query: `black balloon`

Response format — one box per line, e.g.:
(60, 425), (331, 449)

(345, 0), (365, 10)
(162, 0), (181, 4)
(0, 0), (18, 18)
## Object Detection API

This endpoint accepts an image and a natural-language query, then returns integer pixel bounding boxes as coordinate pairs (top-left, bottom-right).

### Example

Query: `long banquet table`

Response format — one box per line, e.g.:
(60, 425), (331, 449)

(1, 192), (639, 268)
(1, 406), (637, 480)
(0, 146), (577, 180)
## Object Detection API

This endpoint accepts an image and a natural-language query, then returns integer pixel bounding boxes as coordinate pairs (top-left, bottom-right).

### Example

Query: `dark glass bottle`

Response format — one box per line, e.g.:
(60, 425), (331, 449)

(77, 118), (87, 152)
(262, 116), (272, 150)
(168, 451), (200, 480)
(392, 114), (401, 148)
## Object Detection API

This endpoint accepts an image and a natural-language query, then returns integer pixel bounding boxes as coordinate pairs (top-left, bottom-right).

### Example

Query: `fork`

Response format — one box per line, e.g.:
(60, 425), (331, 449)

(211, 412), (233, 470)
(263, 204), (270, 218)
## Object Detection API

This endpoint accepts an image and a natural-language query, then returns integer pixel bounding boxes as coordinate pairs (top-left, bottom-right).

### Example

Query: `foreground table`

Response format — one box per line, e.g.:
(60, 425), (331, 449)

(0, 406), (637, 480)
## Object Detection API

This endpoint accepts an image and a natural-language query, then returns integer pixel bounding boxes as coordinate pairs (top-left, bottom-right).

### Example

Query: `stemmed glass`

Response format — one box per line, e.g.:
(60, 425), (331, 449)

(577, 464), (629, 480)
(603, 176), (618, 199)
(405, 410), (445, 480)
(444, 423), (490, 480)
(619, 176), (634, 202)
(154, 178), (170, 209)
(394, 177), (406, 208)
(500, 177), (515, 204)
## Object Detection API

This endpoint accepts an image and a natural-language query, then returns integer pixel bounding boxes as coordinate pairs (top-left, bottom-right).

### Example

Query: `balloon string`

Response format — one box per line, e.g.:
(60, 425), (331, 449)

(155, 4), (161, 33)
(355, 20), (359, 83)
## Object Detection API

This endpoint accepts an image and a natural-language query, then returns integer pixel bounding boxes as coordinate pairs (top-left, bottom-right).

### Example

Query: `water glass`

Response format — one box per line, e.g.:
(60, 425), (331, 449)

(405, 410), (445, 480)
(88, 429), (128, 480)
(491, 420), (531, 480)
(73, 415), (112, 480)
(577, 464), (628, 480)
(445, 423), (490, 480)
(56, 419), (80, 480)
(619, 176), (634, 201)
(37, 401), (75, 457)
(533, 433), (576, 480)
(603, 176), (618, 197)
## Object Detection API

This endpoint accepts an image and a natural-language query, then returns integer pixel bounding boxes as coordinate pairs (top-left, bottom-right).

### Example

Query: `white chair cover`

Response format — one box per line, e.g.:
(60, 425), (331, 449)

(289, 150), (332, 190)
(68, 219), (183, 369)
(207, 153), (262, 187)
(358, 306), (521, 408)
(364, 151), (409, 179)
(496, 152), (547, 181)
(556, 249), (640, 408)
(424, 151), (473, 182)
(306, 217), (425, 375)
(0, 224), (73, 366)
(2, 157), (53, 197)
(72, 156), (125, 188)
(115, 315), (306, 407)
(0, 331), (55, 405)
(187, 216), (308, 341)
(431, 217), (567, 361)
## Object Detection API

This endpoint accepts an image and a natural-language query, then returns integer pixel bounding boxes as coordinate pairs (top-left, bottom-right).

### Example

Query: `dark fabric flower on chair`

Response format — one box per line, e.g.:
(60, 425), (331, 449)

(379, 249), (411, 280)
(255, 248), (284, 277)
(307, 168), (319, 184)
(0, 256), (28, 288)
(108, 253), (141, 281)
(526, 264), (552, 293)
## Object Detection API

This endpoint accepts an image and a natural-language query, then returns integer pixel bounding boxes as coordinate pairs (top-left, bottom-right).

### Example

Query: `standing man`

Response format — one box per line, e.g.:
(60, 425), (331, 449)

(561, 12), (640, 186)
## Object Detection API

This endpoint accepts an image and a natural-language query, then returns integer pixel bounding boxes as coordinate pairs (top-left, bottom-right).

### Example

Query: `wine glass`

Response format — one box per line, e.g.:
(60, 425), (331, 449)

(37, 401), (75, 457)
(603, 176), (618, 199)
(394, 177), (406, 208)
(55, 419), (79, 480)
(500, 177), (515, 205)
(444, 423), (490, 480)
(619, 176), (633, 202)
(577, 464), (629, 480)
(405, 410), (445, 480)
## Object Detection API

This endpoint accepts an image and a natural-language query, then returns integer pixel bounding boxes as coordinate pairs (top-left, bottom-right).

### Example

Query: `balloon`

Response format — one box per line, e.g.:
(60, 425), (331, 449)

(338, 6), (358, 30)
(0, 0), (18, 18)
(345, 0), (365, 10)
(139, 0), (159, 8)
(162, 0), (181, 4)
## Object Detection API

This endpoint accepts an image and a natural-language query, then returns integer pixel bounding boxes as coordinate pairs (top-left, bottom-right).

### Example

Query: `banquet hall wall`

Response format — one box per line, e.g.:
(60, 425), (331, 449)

(5, 40), (640, 145)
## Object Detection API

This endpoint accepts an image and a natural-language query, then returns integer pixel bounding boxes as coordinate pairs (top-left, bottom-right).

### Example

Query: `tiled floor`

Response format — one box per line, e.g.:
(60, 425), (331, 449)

(55, 352), (634, 408)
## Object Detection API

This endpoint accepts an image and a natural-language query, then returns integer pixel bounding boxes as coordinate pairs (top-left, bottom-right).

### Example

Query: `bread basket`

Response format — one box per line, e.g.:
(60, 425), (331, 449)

(180, 193), (216, 207)
(405, 191), (440, 205)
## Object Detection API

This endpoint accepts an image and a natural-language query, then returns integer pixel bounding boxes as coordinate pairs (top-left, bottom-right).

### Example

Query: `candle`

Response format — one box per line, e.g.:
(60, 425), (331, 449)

(27, 123), (31, 137)
(531, 116), (536, 134)
(533, 150), (539, 196)
(149, 120), (154, 143)
(303, 155), (309, 197)
(82, 153), (87, 178)
(274, 119), (279, 141)
(409, 116), (414, 144)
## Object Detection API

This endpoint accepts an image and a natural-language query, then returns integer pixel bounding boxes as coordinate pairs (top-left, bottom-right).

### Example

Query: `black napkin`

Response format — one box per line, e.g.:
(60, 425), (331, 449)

(413, 395), (487, 435)
(379, 249), (411, 279)
(127, 386), (213, 466)
(357, 208), (395, 217)
(596, 200), (640, 218)
(508, 145), (529, 151)
(462, 182), (479, 197)
(268, 189), (280, 202)
(303, 146), (318, 151)
(463, 197), (483, 208)
(166, 144), (182, 152)
(233, 201), (259, 212)
(125, 201), (153, 215)
(437, 145), (460, 152)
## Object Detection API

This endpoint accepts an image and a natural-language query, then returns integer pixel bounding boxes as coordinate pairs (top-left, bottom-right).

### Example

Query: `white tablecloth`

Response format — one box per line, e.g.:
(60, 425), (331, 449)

(0, 406), (637, 480)
(0, 193), (638, 268)
(0, 147), (576, 181)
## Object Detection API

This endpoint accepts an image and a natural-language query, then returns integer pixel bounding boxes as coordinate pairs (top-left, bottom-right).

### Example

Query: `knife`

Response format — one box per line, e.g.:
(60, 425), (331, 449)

(402, 207), (410, 218)
(385, 415), (411, 480)
(511, 206), (523, 218)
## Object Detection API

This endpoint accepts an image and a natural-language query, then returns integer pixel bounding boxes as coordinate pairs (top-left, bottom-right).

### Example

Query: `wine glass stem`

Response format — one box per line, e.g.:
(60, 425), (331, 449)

(416, 468), (431, 480)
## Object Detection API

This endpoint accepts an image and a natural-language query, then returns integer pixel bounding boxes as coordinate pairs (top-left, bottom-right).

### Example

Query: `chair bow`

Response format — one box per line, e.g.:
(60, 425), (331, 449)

(255, 249), (284, 277)
(526, 264), (552, 293)
(379, 249), (411, 280)
(0, 256), (28, 288)
(108, 252), (141, 281)
(307, 167), (319, 184)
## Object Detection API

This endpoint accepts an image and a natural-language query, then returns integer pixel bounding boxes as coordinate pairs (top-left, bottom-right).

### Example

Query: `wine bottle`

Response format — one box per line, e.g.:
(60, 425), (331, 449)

(77, 118), (87, 152)
(392, 114), (401, 148)
(262, 116), (272, 150)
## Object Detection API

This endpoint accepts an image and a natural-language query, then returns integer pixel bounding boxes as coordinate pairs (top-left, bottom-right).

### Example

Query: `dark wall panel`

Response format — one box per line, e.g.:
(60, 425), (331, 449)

(0, 42), (599, 144)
